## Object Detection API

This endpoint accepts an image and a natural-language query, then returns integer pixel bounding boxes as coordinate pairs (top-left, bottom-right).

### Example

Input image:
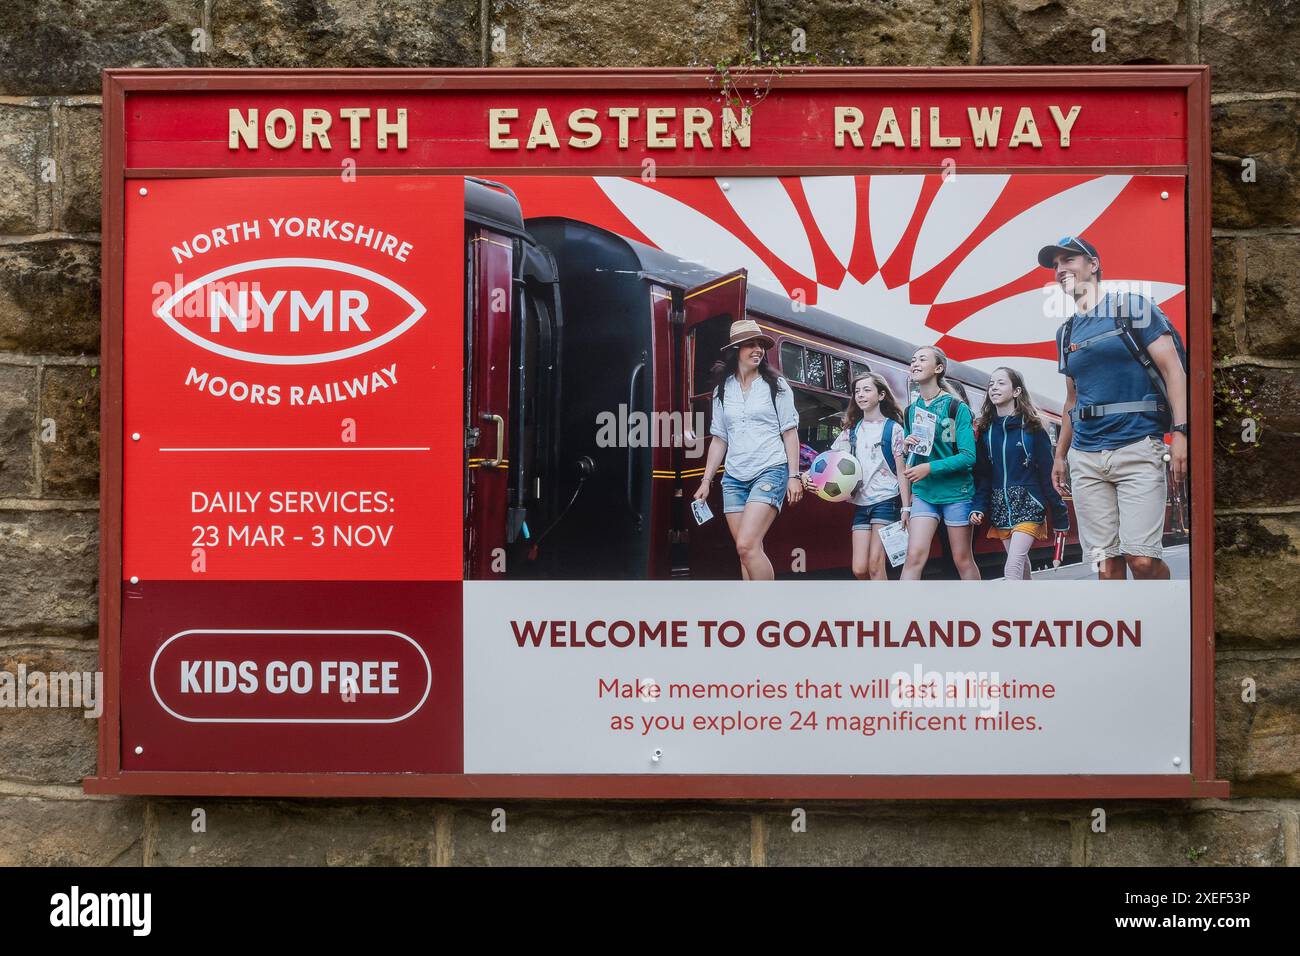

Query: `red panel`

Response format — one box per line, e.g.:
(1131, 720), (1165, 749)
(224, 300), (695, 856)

(120, 581), (462, 773)
(465, 230), (513, 578)
(124, 89), (1188, 170)
(121, 175), (464, 581)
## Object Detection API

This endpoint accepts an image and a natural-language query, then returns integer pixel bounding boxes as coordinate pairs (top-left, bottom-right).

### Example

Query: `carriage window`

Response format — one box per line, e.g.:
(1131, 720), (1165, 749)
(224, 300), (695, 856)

(850, 361), (869, 382)
(686, 315), (733, 439)
(779, 342), (804, 383)
(804, 350), (827, 389)
(689, 314), (731, 394)
(791, 384), (844, 453)
(830, 357), (849, 393)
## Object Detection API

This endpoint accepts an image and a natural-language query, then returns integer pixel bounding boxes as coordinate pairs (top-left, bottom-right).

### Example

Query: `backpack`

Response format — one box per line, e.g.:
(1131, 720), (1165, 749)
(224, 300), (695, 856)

(1058, 292), (1188, 420)
(851, 416), (901, 476)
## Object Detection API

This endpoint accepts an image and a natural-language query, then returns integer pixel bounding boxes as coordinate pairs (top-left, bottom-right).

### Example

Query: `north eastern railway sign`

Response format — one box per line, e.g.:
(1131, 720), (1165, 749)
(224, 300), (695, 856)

(90, 67), (1223, 799)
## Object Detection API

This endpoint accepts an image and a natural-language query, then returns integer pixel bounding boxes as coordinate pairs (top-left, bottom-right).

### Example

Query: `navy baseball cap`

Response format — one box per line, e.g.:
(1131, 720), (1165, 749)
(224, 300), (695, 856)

(1037, 235), (1099, 269)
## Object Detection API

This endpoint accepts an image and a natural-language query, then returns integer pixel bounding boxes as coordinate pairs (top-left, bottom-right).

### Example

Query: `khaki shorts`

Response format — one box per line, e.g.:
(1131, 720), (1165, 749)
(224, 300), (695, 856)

(1066, 436), (1168, 562)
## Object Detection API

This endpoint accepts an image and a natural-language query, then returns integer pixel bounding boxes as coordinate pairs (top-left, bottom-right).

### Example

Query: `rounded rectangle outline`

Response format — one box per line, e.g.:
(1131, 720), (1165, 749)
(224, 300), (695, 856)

(148, 628), (432, 724)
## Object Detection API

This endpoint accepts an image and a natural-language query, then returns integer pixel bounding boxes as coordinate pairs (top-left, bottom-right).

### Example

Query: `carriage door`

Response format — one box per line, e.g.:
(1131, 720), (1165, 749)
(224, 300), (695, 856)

(465, 227), (515, 578)
(675, 269), (747, 577)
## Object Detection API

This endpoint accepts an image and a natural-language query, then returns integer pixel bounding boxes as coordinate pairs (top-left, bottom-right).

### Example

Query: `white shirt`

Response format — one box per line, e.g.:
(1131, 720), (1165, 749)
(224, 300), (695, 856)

(832, 417), (904, 506)
(710, 374), (799, 481)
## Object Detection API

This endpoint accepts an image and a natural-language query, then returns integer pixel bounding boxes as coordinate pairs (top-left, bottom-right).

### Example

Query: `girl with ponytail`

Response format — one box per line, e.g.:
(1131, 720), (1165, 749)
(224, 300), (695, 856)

(899, 345), (980, 581)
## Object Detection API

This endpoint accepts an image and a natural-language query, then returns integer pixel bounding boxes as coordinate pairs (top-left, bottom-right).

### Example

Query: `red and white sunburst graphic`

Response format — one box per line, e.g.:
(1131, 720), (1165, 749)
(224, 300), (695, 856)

(498, 173), (1187, 404)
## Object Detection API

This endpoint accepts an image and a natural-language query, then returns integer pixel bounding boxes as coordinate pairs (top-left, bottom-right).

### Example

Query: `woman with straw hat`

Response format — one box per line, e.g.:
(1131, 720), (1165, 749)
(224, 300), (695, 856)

(693, 318), (803, 580)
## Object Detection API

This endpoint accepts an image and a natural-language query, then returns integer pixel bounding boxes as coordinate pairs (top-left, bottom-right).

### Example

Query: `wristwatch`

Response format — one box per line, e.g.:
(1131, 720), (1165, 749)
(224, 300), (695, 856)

(1170, 423), (1190, 437)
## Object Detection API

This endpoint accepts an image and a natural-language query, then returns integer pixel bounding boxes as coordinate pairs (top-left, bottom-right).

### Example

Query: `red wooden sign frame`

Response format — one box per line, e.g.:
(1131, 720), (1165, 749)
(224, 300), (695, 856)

(88, 66), (1226, 799)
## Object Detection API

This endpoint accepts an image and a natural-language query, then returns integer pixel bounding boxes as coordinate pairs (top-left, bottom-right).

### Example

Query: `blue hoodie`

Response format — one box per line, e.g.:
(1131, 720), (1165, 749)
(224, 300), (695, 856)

(972, 414), (1069, 532)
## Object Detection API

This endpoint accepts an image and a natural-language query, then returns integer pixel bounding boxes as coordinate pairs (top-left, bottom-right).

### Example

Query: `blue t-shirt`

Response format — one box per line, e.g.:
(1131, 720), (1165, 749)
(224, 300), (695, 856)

(1057, 292), (1174, 452)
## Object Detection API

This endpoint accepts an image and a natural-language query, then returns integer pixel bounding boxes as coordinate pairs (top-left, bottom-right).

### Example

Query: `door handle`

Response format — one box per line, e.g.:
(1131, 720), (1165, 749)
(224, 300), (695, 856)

(626, 360), (645, 529)
(480, 412), (505, 467)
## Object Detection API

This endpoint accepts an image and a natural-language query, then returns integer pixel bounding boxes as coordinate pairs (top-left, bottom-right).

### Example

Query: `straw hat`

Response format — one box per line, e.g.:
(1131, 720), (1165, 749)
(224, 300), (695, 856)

(724, 318), (775, 351)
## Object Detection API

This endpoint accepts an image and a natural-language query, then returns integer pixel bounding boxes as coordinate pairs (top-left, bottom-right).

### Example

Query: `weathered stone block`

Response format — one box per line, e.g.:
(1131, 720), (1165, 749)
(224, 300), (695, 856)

(210, 0), (479, 68)
(0, 643), (99, 786)
(149, 800), (437, 865)
(0, 241), (99, 355)
(0, 365), (37, 498)
(1217, 656), (1300, 794)
(1086, 806), (1286, 865)
(58, 106), (102, 234)
(0, 0), (205, 95)
(764, 808), (1073, 865)
(759, 0), (969, 66)
(39, 365), (99, 500)
(1201, 0), (1300, 93)
(1212, 365), (1300, 510)
(450, 806), (751, 865)
(1214, 513), (1300, 645)
(1211, 99), (1300, 230)
(0, 104), (53, 234)
(0, 509), (98, 634)
(488, 0), (751, 67)
(1238, 234), (1300, 358)
(0, 796), (142, 865)
(982, 0), (1190, 65)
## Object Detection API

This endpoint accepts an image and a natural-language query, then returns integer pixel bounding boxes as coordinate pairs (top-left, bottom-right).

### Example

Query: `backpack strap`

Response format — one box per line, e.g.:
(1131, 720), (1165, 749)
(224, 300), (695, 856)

(1113, 295), (1171, 408)
(881, 418), (899, 476)
(933, 394), (956, 454)
(1057, 318), (1074, 375)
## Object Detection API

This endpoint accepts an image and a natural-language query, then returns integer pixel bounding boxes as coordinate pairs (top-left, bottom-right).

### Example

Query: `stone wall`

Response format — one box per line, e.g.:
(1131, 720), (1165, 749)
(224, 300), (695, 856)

(0, 0), (1296, 866)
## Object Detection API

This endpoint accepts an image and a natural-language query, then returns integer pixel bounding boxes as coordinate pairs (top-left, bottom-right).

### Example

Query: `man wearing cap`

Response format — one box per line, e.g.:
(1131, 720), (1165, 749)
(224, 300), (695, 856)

(1039, 235), (1188, 580)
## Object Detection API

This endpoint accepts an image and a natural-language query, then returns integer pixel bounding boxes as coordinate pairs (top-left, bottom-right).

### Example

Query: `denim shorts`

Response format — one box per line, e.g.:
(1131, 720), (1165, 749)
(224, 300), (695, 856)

(910, 494), (974, 526)
(721, 464), (788, 514)
(852, 496), (901, 529)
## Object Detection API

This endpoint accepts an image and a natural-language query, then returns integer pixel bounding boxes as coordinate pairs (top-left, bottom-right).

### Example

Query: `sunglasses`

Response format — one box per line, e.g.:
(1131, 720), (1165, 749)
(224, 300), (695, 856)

(1054, 236), (1097, 259)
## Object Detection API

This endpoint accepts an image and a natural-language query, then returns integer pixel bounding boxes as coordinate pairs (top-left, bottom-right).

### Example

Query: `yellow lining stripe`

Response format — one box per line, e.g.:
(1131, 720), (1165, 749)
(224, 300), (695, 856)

(685, 274), (744, 301)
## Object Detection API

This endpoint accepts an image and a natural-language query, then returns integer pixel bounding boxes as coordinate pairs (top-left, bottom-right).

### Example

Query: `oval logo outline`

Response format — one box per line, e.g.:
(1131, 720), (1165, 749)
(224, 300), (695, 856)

(155, 258), (427, 366)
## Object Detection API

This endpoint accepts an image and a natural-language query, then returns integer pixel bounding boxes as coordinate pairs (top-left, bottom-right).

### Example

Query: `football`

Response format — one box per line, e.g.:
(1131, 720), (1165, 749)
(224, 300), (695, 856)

(808, 450), (863, 503)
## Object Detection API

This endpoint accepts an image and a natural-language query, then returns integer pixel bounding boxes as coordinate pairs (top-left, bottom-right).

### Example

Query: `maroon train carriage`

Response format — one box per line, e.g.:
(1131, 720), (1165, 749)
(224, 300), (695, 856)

(462, 177), (1185, 580)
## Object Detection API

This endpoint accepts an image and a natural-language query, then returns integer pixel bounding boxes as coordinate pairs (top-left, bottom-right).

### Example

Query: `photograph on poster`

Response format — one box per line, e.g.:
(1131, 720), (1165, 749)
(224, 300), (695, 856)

(464, 173), (1190, 584)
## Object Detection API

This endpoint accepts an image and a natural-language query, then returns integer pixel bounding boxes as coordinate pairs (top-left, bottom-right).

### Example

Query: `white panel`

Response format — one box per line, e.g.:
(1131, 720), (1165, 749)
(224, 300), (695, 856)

(465, 580), (1190, 775)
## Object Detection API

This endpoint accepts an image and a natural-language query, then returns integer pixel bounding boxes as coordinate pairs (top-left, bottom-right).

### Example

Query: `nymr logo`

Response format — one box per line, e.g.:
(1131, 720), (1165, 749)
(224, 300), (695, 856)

(155, 257), (426, 365)
(49, 885), (151, 936)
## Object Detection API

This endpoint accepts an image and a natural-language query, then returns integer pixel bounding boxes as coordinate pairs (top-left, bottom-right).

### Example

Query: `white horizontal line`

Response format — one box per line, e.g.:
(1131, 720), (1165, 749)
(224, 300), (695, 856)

(158, 446), (431, 452)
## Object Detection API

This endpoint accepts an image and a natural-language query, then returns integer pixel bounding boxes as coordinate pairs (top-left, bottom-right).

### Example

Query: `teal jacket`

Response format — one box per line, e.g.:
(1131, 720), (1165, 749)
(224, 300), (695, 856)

(905, 392), (976, 504)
